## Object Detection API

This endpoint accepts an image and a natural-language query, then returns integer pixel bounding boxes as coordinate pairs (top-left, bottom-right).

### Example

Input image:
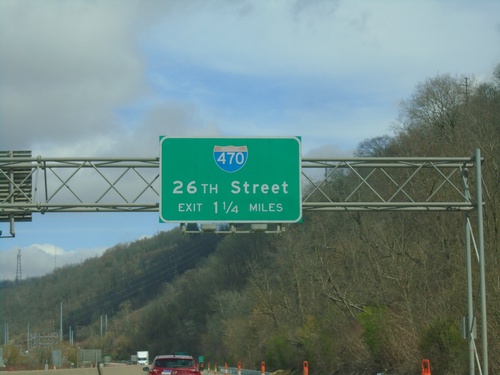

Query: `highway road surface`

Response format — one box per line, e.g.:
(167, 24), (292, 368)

(0, 364), (145, 375)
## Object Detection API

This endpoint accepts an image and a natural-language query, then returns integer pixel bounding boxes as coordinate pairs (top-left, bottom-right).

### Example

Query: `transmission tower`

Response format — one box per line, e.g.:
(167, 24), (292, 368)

(15, 248), (22, 282)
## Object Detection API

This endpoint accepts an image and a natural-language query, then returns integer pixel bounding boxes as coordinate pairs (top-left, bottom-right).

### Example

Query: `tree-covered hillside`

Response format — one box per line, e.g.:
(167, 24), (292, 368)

(1, 64), (499, 374)
(0, 229), (222, 362)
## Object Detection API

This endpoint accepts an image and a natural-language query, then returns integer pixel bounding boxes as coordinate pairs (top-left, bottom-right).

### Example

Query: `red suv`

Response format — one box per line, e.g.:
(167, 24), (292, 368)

(144, 354), (201, 375)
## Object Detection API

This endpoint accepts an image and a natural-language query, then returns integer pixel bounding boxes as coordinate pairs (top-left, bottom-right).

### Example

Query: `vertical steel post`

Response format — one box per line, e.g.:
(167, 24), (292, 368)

(8, 152), (15, 237)
(465, 214), (475, 375)
(475, 148), (488, 375)
(462, 165), (474, 375)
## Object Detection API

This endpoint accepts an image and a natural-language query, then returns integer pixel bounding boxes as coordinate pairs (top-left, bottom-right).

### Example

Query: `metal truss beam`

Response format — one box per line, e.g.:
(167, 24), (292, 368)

(0, 155), (478, 216)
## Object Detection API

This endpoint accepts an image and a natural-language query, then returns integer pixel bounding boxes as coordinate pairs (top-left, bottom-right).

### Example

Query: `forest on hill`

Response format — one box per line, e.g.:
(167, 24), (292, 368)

(1, 64), (500, 375)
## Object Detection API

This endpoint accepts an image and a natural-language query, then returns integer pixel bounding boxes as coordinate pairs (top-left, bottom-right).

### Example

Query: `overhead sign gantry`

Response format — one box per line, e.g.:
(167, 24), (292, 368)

(0, 147), (489, 375)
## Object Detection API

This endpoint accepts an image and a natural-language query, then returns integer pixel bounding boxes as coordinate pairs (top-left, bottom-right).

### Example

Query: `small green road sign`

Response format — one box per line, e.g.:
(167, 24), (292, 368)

(160, 137), (302, 223)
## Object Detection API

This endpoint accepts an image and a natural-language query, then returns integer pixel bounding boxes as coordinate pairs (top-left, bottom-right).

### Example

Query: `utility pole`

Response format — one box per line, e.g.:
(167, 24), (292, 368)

(464, 77), (469, 105)
(16, 249), (22, 282)
(4, 322), (8, 344)
(60, 302), (63, 342)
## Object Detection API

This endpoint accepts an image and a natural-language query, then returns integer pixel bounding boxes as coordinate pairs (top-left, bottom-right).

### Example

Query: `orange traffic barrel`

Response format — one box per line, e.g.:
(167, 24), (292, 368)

(422, 359), (431, 375)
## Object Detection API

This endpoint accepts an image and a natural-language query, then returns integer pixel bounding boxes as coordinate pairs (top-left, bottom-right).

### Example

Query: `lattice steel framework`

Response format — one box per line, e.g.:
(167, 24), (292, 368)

(0, 149), (488, 374)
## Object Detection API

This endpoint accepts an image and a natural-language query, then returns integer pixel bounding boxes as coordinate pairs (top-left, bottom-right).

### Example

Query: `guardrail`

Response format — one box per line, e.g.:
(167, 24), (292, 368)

(203, 362), (271, 375)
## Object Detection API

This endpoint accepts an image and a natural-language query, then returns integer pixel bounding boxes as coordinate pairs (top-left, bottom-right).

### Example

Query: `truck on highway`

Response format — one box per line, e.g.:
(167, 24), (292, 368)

(137, 351), (149, 365)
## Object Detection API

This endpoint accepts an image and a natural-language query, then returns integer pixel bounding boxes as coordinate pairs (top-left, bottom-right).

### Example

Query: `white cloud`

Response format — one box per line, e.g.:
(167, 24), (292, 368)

(0, 0), (147, 150)
(146, 1), (500, 84)
(2, 0), (499, 156)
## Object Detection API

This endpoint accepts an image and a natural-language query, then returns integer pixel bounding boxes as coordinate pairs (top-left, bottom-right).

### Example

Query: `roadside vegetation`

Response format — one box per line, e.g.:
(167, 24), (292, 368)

(1, 64), (499, 374)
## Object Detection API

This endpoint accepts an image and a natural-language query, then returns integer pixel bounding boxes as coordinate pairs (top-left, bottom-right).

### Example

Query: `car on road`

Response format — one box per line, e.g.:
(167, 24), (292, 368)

(143, 354), (201, 375)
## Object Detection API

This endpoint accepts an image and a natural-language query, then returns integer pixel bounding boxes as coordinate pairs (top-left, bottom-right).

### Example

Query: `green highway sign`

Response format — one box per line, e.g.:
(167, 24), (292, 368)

(160, 137), (302, 223)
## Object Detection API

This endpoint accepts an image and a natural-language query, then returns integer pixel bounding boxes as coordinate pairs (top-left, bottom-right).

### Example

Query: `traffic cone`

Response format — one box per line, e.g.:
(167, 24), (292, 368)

(422, 359), (431, 375)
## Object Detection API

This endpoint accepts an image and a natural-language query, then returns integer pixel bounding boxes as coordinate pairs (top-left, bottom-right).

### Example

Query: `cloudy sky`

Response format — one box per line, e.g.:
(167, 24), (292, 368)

(1, 0), (499, 281)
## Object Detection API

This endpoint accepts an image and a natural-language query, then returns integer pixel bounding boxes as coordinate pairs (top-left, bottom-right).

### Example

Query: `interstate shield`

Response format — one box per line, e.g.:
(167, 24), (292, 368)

(213, 145), (248, 173)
